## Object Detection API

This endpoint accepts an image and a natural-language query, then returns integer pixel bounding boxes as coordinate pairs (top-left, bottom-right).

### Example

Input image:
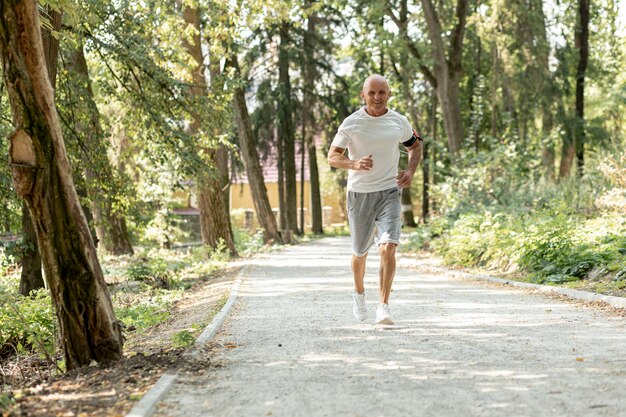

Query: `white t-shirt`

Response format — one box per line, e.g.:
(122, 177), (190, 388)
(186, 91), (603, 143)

(331, 107), (413, 193)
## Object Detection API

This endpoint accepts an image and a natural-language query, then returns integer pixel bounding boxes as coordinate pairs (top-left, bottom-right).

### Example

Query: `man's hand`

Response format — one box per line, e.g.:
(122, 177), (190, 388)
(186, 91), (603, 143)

(352, 155), (373, 171)
(396, 169), (414, 188)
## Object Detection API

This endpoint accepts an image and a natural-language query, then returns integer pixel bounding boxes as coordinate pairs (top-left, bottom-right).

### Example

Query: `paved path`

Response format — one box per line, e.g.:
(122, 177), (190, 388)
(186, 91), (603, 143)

(154, 237), (626, 417)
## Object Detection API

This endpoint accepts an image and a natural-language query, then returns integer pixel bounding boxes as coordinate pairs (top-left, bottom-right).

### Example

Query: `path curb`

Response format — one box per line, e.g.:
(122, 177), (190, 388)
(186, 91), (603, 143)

(125, 266), (248, 417)
(423, 264), (626, 309)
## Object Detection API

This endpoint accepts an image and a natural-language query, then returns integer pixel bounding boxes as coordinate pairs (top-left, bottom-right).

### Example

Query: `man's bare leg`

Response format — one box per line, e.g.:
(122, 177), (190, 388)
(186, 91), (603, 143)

(352, 253), (368, 294)
(378, 243), (396, 304)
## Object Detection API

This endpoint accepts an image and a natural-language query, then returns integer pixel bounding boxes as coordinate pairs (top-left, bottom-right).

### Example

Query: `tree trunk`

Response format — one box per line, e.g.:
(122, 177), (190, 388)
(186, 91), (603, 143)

(420, 0), (468, 155)
(276, 124), (287, 231)
(559, 136), (576, 178)
(1, 0), (123, 369)
(574, 0), (589, 177)
(19, 6), (60, 295)
(300, 136), (305, 234)
(67, 41), (134, 256)
(230, 58), (282, 244)
(538, 0), (555, 179)
(421, 141), (430, 223)
(19, 202), (43, 295)
(558, 96), (575, 178)
(278, 23), (298, 234)
(397, 0), (418, 228)
(181, 3), (236, 255)
(302, 9), (323, 235)
(430, 89), (438, 214)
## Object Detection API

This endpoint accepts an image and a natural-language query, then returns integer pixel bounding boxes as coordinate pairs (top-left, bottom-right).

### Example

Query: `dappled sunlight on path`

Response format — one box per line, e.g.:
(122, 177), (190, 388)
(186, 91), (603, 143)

(155, 237), (626, 417)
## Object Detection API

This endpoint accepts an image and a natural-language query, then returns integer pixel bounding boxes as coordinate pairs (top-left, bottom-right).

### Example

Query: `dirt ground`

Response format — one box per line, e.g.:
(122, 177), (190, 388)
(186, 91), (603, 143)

(2, 265), (241, 417)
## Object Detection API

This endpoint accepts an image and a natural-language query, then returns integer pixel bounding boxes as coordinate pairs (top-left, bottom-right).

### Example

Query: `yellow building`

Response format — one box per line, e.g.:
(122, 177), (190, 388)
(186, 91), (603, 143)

(174, 144), (346, 232)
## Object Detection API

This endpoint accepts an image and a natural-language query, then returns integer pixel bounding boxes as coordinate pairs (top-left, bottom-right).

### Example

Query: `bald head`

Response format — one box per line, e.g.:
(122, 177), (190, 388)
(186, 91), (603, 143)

(362, 74), (390, 93)
(361, 74), (390, 117)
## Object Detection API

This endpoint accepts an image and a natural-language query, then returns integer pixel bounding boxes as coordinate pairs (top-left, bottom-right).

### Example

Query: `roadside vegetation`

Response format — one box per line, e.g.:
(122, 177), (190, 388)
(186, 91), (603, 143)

(0, 230), (271, 412)
(403, 147), (626, 296)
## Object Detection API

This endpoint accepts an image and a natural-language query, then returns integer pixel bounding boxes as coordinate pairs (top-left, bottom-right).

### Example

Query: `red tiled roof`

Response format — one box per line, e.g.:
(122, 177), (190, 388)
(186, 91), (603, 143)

(234, 140), (311, 184)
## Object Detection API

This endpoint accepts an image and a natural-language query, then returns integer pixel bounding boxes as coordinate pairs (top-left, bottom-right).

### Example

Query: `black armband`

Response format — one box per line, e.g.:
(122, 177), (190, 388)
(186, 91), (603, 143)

(402, 130), (423, 148)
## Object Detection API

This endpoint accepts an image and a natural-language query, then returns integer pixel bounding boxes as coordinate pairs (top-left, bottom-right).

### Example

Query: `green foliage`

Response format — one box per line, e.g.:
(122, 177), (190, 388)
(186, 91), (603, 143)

(0, 280), (56, 359)
(406, 207), (626, 286)
(0, 392), (16, 411)
(171, 329), (195, 349)
(234, 228), (267, 256)
(124, 257), (181, 289)
(114, 291), (176, 331)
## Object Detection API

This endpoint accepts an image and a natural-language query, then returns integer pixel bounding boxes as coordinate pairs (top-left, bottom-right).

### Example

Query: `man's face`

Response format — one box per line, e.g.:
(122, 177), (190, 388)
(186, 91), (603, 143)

(360, 78), (390, 114)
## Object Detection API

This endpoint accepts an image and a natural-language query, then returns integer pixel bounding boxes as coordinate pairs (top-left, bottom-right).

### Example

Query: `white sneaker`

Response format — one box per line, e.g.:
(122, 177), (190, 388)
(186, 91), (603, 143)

(375, 303), (394, 325)
(352, 291), (367, 321)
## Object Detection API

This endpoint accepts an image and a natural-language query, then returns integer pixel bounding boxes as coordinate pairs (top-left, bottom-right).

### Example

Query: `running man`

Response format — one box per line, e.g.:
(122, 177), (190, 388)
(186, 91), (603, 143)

(327, 74), (423, 324)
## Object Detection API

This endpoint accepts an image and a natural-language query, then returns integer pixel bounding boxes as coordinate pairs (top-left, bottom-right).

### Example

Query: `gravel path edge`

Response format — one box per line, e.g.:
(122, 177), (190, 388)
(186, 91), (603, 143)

(125, 266), (247, 417)
(422, 264), (626, 309)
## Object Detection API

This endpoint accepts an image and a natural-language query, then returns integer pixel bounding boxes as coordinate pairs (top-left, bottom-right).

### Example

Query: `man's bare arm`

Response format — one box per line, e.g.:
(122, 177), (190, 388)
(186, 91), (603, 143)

(405, 140), (422, 174)
(396, 140), (422, 188)
(327, 146), (373, 171)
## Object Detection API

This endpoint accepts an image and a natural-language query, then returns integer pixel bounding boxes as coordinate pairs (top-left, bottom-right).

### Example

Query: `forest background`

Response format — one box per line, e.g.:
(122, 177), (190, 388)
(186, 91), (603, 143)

(0, 0), (625, 405)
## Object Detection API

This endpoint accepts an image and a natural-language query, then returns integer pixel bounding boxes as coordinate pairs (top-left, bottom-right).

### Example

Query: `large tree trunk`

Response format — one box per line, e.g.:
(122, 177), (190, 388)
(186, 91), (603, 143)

(230, 58), (282, 244)
(302, 8), (323, 235)
(278, 23), (298, 234)
(67, 41), (134, 256)
(18, 7), (60, 296)
(1, 0), (122, 369)
(182, 3), (236, 255)
(574, 0), (589, 177)
(19, 202), (43, 295)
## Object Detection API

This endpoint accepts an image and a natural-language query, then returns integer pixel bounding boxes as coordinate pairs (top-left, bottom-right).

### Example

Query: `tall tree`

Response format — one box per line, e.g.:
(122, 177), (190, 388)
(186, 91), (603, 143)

(230, 55), (283, 244)
(302, 6), (323, 234)
(19, 6), (61, 296)
(65, 40), (134, 256)
(574, 0), (590, 176)
(0, 0), (123, 368)
(278, 22), (299, 235)
(386, 0), (469, 154)
(181, 2), (236, 255)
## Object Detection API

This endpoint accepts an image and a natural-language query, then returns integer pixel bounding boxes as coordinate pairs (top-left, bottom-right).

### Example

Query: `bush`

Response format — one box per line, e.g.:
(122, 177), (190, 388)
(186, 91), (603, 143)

(0, 284), (55, 359)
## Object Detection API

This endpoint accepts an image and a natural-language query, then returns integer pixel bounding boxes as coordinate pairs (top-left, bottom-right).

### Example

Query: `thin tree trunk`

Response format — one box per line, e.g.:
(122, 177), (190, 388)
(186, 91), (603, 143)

(302, 8), (323, 234)
(396, 0), (418, 228)
(535, 0), (555, 178)
(230, 57), (282, 244)
(67, 41), (134, 256)
(491, 43), (498, 139)
(276, 125), (287, 231)
(421, 141), (430, 223)
(181, 3), (236, 255)
(574, 0), (589, 177)
(300, 137), (305, 234)
(559, 136), (576, 178)
(558, 96), (575, 178)
(431, 89), (438, 214)
(278, 23), (298, 234)
(1, 0), (123, 369)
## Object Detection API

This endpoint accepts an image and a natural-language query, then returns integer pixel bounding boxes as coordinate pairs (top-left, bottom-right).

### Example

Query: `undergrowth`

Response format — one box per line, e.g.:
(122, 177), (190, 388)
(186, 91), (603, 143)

(404, 147), (626, 289)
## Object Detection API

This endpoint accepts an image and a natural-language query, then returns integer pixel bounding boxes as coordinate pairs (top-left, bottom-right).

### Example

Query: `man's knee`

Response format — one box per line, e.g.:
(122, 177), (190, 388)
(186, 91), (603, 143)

(379, 243), (397, 257)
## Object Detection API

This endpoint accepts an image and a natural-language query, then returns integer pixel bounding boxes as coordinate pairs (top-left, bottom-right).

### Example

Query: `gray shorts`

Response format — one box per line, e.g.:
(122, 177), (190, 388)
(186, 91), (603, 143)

(347, 187), (402, 257)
